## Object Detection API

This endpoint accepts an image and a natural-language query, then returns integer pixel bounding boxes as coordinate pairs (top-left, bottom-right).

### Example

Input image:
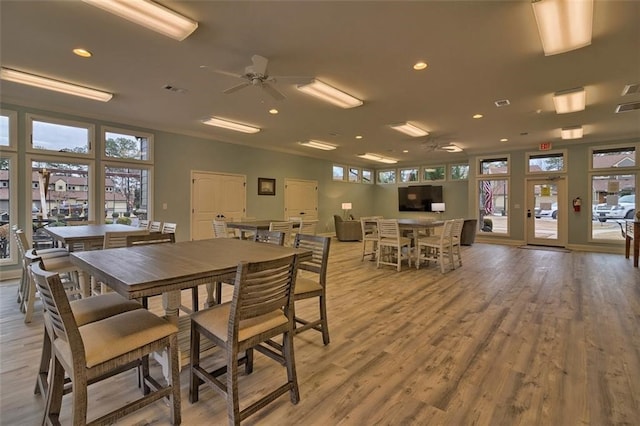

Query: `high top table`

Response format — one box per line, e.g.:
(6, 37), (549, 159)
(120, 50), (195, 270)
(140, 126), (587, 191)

(226, 219), (300, 239)
(43, 223), (139, 252)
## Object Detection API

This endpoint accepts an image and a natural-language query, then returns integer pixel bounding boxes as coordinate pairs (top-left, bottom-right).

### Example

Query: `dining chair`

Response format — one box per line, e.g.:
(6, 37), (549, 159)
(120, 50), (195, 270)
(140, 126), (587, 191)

(360, 217), (379, 261)
(298, 219), (318, 236)
(161, 222), (177, 234)
(30, 262), (181, 426)
(149, 221), (162, 233)
(269, 221), (294, 246)
(376, 219), (412, 272)
(253, 229), (286, 246)
(450, 218), (465, 269)
(415, 219), (455, 273)
(138, 219), (150, 229)
(189, 254), (300, 426)
(213, 219), (236, 238)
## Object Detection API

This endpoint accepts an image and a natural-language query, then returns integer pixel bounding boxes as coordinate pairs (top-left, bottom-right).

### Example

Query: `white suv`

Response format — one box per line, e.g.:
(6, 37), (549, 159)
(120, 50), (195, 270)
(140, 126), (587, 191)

(593, 194), (636, 222)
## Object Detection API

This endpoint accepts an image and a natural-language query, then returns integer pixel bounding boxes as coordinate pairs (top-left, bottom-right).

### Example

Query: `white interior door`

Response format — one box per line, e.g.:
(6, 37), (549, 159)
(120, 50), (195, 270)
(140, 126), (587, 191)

(526, 178), (566, 247)
(284, 178), (318, 220)
(191, 171), (246, 240)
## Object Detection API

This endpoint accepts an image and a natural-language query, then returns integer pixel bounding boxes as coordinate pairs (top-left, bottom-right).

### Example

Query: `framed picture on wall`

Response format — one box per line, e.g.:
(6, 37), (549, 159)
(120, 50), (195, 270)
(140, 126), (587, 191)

(258, 177), (276, 196)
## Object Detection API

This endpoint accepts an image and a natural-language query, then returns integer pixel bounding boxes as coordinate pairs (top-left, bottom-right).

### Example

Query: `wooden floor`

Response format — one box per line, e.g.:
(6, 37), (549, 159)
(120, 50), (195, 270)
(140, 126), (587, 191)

(1, 241), (639, 425)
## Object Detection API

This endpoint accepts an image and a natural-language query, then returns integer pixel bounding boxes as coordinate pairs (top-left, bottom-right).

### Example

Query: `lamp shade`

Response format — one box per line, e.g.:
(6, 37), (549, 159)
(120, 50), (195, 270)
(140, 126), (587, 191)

(432, 202), (446, 212)
(341, 203), (352, 210)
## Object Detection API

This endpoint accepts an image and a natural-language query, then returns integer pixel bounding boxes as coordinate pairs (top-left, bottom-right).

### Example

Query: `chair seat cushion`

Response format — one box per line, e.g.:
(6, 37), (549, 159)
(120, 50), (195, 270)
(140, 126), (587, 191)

(54, 309), (178, 368)
(70, 293), (142, 326)
(294, 276), (322, 295)
(191, 303), (288, 343)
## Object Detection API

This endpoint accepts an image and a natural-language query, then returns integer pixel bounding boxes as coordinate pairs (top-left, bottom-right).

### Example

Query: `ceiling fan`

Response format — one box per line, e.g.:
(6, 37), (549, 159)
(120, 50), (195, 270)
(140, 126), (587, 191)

(201, 54), (310, 101)
(418, 136), (463, 153)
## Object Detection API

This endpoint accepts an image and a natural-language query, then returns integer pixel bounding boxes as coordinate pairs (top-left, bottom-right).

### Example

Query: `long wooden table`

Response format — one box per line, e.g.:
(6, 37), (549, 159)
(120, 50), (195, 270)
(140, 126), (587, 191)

(227, 219), (299, 239)
(43, 223), (139, 252)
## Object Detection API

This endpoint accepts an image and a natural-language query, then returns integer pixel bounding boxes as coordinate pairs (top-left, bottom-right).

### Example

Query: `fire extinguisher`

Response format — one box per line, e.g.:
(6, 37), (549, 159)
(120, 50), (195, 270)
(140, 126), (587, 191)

(573, 197), (581, 212)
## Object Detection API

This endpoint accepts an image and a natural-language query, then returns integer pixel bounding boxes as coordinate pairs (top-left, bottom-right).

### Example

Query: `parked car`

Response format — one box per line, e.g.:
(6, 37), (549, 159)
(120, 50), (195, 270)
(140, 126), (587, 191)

(593, 194), (636, 222)
(535, 202), (558, 219)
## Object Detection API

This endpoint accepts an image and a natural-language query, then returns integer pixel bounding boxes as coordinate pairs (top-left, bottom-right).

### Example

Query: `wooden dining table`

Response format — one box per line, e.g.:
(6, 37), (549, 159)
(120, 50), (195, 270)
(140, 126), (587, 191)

(43, 223), (139, 252)
(226, 219), (300, 239)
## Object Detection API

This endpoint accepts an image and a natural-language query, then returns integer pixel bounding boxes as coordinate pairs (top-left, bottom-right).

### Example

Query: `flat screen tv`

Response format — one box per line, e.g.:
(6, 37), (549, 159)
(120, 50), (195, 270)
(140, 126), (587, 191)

(398, 185), (443, 212)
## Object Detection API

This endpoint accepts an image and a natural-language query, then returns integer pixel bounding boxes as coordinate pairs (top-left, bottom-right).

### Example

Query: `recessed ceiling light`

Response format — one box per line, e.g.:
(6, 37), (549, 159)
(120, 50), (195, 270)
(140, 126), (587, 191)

(473, 114), (483, 119)
(500, 138), (508, 142)
(73, 48), (92, 58)
(532, 0), (593, 56)
(553, 87), (586, 114)
(269, 109), (279, 114)
(561, 125), (583, 140)
(355, 135), (363, 139)
(413, 61), (428, 70)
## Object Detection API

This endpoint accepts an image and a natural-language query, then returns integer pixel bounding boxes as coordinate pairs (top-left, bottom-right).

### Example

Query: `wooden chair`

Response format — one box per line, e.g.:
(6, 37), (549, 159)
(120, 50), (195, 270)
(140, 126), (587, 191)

(298, 219), (318, 236)
(253, 229), (286, 246)
(30, 262), (181, 426)
(138, 219), (150, 229)
(415, 219), (455, 273)
(269, 221), (294, 246)
(161, 222), (177, 234)
(213, 219), (236, 238)
(450, 218), (465, 269)
(360, 217), (380, 261)
(149, 221), (162, 233)
(189, 254), (300, 426)
(376, 219), (412, 272)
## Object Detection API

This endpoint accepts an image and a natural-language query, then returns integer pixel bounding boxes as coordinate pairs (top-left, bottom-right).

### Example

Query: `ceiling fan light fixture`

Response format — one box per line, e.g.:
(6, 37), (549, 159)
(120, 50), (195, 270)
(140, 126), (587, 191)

(82, 0), (198, 41)
(298, 140), (337, 151)
(560, 125), (583, 139)
(0, 67), (113, 102)
(297, 79), (363, 109)
(441, 144), (463, 153)
(357, 153), (398, 164)
(532, 0), (593, 56)
(202, 117), (260, 134)
(553, 87), (585, 114)
(390, 122), (429, 137)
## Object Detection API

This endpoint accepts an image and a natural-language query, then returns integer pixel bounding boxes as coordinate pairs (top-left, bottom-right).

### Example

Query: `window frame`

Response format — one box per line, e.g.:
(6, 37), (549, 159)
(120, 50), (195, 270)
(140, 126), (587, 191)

(26, 114), (95, 158)
(362, 169), (373, 184)
(478, 155), (510, 176)
(0, 109), (18, 151)
(0, 152), (18, 265)
(399, 167), (419, 183)
(348, 167), (360, 183)
(101, 125), (154, 165)
(377, 169), (397, 185)
(449, 163), (469, 180)
(332, 164), (346, 182)
(525, 149), (567, 174)
(422, 165), (446, 182)
(589, 143), (638, 171)
(101, 161), (154, 222)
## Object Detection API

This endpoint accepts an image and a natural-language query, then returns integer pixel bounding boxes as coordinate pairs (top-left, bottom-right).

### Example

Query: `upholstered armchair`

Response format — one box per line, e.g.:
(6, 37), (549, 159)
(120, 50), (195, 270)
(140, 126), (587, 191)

(333, 215), (362, 241)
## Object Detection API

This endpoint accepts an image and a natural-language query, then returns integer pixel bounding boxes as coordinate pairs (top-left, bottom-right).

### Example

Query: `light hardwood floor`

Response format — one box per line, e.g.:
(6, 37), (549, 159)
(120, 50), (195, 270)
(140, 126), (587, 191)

(1, 242), (639, 425)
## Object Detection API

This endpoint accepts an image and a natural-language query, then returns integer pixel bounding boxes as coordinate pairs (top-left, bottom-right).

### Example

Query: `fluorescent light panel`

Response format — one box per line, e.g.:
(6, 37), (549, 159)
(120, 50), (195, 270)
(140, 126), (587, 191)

(390, 122), (429, 137)
(202, 117), (260, 134)
(553, 87), (585, 114)
(357, 153), (398, 164)
(297, 79), (362, 109)
(441, 144), (463, 153)
(0, 67), (113, 102)
(561, 125), (583, 139)
(82, 0), (198, 41)
(532, 0), (593, 56)
(298, 140), (337, 151)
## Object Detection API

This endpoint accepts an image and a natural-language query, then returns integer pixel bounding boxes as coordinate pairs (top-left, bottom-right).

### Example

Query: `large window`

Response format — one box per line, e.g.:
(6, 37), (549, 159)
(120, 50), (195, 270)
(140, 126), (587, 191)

(104, 128), (151, 162)
(0, 110), (18, 264)
(104, 165), (151, 222)
(479, 178), (509, 235)
(479, 156), (509, 175)
(1, 110), (17, 149)
(527, 151), (565, 173)
(27, 114), (94, 156)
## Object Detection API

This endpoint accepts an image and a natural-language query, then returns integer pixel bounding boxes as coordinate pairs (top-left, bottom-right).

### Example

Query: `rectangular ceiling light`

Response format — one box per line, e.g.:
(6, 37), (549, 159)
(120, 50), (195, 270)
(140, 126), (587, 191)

(357, 153), (398, 164)
(553, 87), (585, 114)
(390, 122), (429, 137)
(297, 79), (363, 109)
(202, 117), (260, 134)
(82, 0), (198, 41)
(298, 140), (337, 150)
(561, 125), (583, 140)
(0, 67), (113, 102)
(531, 0), (593, 56)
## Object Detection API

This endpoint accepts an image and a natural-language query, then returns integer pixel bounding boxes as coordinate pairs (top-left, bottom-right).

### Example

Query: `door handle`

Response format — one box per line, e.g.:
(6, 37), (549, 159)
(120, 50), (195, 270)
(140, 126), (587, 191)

(527, 210), (532, 218)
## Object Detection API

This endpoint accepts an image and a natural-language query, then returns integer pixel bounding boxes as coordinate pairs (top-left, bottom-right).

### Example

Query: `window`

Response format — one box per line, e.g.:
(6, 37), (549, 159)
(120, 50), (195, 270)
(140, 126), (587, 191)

(332, 165), (345, 181)
(0, 153), (17, 264)
(450, 164), (469, 180)
(27, 115), (94, 156)
(591, 146), (636, 169)
(591, 174), (636, 241)
(479, 156), (509, 175)
(348, 167), (360, 183)
(399, 168), (419, 183)
(0, 110), (17, 149)
(377, 169), (396, 184)
(527, 151), (565, 173)
(422, 165), (445, 181)
(362, 169), (373, 184)
(104, 165), (152, 221)
(103, 128), (152, 162)
(479, 178), (509, 235)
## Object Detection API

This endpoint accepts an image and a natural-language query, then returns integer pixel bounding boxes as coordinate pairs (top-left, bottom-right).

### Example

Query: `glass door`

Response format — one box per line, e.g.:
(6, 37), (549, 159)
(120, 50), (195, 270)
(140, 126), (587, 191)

(526, 178), (566, 247)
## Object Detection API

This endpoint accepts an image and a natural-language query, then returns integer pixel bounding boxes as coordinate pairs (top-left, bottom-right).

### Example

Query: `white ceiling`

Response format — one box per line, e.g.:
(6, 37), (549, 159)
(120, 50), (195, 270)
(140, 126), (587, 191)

(1, 1), (639, 166)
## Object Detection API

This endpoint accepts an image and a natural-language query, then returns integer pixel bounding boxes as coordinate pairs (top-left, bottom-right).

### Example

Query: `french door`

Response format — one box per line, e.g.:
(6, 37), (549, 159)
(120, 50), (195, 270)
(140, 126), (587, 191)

(526, 178), (567, 247)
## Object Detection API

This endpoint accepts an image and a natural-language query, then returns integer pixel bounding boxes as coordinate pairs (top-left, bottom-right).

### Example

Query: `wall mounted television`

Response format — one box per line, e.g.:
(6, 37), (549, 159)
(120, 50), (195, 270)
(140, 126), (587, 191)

(398, 185), (444, 212)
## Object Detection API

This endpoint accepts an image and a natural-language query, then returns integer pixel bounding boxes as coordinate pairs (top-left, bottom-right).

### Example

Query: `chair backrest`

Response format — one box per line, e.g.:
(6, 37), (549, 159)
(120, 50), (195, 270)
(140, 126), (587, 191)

(439, 220), (455, 244)
(298, 220), (318, 236)
(161, 222), (177, 234)
(294, 234), (330, 284)
(14, 227), (29, 256)
(138, 219), (150, 229)
(126, 232), (175, 246)
(213, 219), (231, 238)
(377, 219), (401, 240)
(360, 217), (378, 238)
(253, 230), (285, 246)
(103, 229), (149, 249)
(450, 218), (464, 243)
(149, 221), (162, 232)
(269, 221), (293, 234)
(229, 254), (299, 339)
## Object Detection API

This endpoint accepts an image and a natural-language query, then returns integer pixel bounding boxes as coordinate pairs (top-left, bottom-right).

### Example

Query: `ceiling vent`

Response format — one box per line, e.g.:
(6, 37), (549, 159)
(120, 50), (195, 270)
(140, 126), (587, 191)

(163, 84), (187, 94)
(494, 99), (510, 107)
(622, 83), (640, 96)
(615, 102), (640, 113)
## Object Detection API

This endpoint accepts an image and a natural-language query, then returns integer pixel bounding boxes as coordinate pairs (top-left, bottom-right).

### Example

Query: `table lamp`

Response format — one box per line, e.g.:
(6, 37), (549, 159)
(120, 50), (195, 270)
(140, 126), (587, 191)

(341, 202), (352, 219)
(432, 203), (446, 214)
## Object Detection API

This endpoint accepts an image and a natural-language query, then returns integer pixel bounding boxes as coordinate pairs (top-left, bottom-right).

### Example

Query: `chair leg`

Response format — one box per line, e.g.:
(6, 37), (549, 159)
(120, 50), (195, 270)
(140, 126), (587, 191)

(43, 356), (65, 426)
(34, 328), (52, 396)
(71, 366), (89, 426)
(319, 295), (330, 345)
(24, 273), (37, 323)
(227, 348), (241, 426)
(191, 287), (199, 312)
(168, 334), (182, 425)
(189, 323), (201, 403)
(282, 329), (300, 404)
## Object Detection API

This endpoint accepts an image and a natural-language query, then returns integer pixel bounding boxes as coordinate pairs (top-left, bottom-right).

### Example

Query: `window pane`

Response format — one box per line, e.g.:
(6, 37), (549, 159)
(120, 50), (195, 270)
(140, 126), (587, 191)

(348, 167), (360, 183)
(529, 153), (564, 172)
(362, 169), (373, 184)
(423, 166), (445, 181)
(105, 166), (150, 224)
(377, 170), (396, 184)
(0, 156), (12, 261)
(450, 164), (469, 180)
(480, 157), (508, 175)
(592, 174), (636, 241)
(0, 115), (9, 146)
(333, 165), (345, 181)
(592, 147), (636, 169)
(32, 119), (91, 153)
(105, 130), (149, 161)
(479, 179), (508, 234)
(399, 168), (419, 183)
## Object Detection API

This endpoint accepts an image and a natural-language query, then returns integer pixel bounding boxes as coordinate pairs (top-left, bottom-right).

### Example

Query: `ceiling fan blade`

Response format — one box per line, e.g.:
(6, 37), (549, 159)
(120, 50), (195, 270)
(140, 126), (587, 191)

(261, 83), (286, 101)
(223, 82), (250, 94)
(251, 54), (269, 76)
(200, 65), (245, 80)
